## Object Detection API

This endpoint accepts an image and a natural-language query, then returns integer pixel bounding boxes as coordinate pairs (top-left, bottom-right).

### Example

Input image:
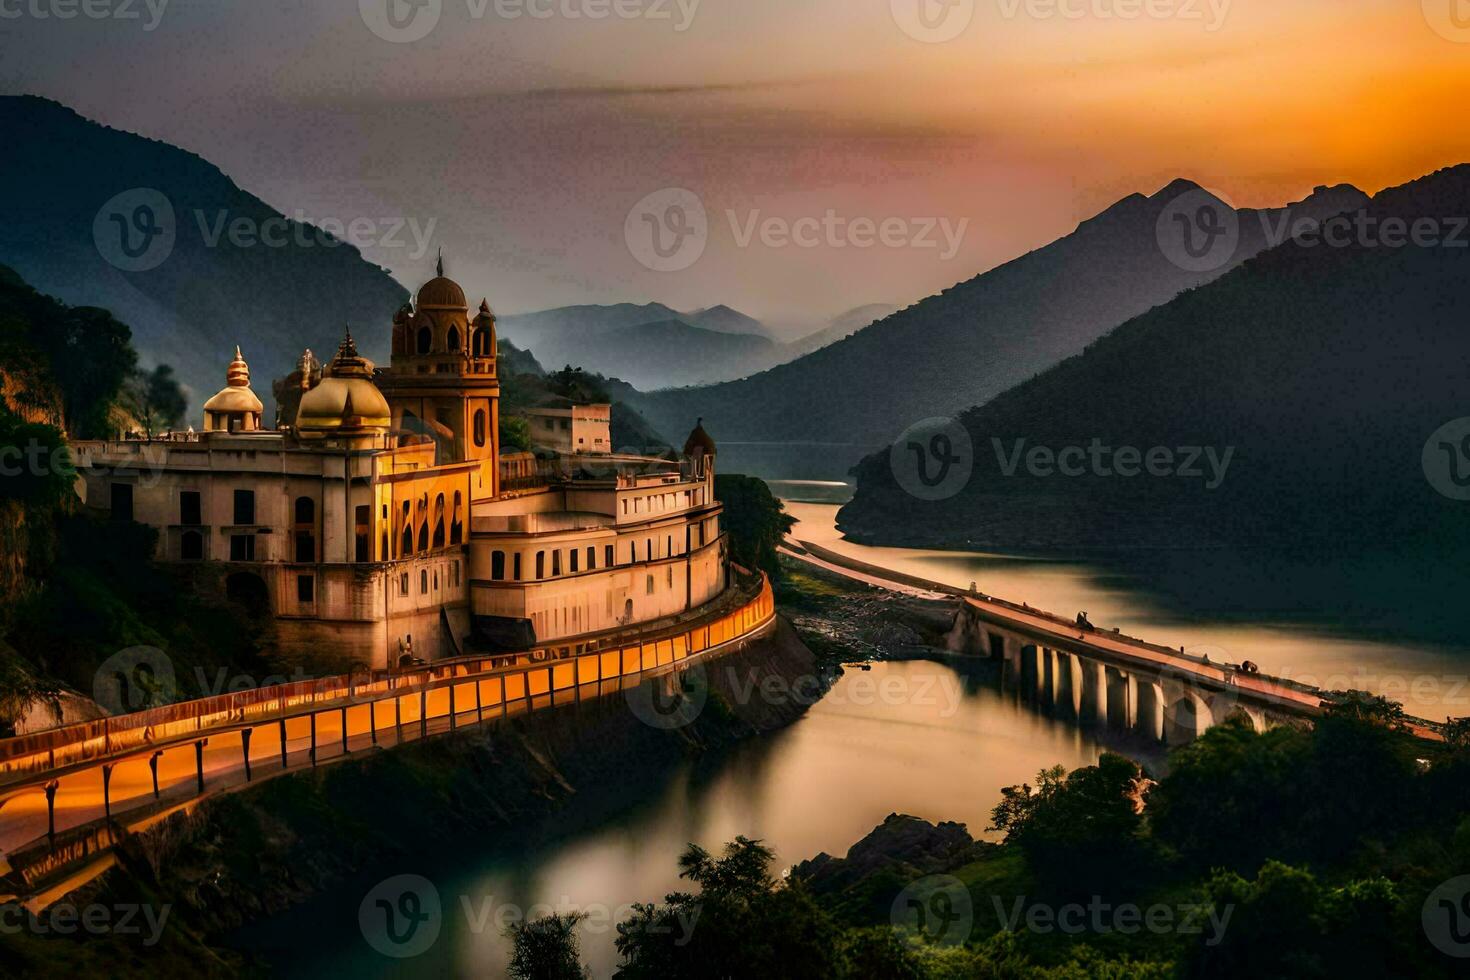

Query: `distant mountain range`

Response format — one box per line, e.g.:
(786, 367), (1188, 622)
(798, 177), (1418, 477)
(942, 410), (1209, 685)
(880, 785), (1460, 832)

(497, 302), (893, 391)
(839, 164), (1470, 562)
(628, 180), (1371, 478)
(0, 96), (409, 423)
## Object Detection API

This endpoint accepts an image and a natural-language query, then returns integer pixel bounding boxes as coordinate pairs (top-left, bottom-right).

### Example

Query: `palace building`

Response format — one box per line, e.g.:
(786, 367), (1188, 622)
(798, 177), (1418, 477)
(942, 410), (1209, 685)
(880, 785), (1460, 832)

(72, 266), (728, 670)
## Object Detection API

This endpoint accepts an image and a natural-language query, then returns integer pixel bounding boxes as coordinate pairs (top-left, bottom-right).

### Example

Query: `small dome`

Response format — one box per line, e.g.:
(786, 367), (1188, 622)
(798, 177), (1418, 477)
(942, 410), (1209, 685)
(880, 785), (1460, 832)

(296, 330), (391, 432)
(203, 346), (264, 418)
(683, 418), (716, 457)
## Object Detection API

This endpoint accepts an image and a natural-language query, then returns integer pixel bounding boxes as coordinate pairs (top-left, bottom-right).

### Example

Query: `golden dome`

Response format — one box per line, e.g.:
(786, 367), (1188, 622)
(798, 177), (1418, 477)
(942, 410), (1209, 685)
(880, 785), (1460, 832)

(416, 276), (467, 310)
(203, 346), (264, 417)
(296, 331), (391, 432)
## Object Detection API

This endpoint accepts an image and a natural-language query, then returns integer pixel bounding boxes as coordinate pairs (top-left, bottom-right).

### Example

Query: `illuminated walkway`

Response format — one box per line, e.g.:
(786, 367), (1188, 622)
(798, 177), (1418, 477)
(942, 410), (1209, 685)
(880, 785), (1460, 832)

(0, 578), (775, 907)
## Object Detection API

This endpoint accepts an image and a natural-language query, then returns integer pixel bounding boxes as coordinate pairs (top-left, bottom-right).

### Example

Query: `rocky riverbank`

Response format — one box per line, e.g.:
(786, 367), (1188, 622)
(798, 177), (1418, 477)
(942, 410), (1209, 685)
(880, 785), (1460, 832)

(0, 619), (827, 976)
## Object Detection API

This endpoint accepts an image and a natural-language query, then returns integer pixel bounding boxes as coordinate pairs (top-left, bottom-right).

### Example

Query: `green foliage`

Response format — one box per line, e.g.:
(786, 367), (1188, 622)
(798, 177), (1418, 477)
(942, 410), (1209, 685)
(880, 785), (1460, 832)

(1186, 862), (1402, 979)
(0, 408), (74, 505)
(989, 754), (1151, 897)
(713, 474), (795, 580)
(1441, 716), (1470, 748)
(1322, 689), (1408, 728)
(614, 836), (843, 978)
(504, 912), (590, 980)
(500, 413), (532, 453)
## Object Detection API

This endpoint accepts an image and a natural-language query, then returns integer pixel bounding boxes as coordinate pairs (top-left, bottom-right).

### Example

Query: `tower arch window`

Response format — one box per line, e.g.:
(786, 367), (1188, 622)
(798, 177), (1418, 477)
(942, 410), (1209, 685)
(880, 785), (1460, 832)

(432, 494), (446, 548)
(451, 491), (464, 544)
(418, 521), (428, 552)
(473, 409), (487, 448)
(447, 326), (460, 352)
(416, 327), (432, 354)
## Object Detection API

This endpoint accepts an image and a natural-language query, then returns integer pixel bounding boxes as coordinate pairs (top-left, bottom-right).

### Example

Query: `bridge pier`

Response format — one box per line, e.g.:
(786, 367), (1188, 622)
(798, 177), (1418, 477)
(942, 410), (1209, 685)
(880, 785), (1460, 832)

(1084, 660), (1107, 726)
(1136, 681), (1165, 742)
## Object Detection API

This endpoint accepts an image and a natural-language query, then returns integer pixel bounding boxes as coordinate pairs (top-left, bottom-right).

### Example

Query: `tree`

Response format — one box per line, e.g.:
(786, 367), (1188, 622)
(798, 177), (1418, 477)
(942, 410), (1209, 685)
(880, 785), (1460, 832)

(1444, 716), (1470, 749)
(504, 912), (590, 980)
(989, 754), (1151, 896)
(713, 474), (796, 580)
(500, 414), (533, 453)
(122, 364), (187, 439)
(1321, 690), (1407, 729)
(614, 837), (842, 978)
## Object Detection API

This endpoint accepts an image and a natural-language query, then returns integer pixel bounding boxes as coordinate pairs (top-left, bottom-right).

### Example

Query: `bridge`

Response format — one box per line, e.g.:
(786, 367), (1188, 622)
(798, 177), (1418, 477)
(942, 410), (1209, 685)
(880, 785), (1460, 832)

(0, 575), (775, 910)
(782, 538), (1444, 745)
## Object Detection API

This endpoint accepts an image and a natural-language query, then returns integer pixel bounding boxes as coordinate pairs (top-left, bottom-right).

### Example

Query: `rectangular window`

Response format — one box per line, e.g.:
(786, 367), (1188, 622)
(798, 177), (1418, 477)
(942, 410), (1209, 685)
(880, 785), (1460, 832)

(452, 561), (461, 588)
(420, 570), (429, 593)
(605, 545), (615, 568)
(400, 572), (410, 595)
(646, 575), (655, 595)
(552, 551), (562, 576)
(536, 552), (545, 579)
(570, 549), (579, 574)
(233, 489), (255, 526)
(110, 483), (133, 522)
(492, 551), (506, 581)
(180, 490), (201, 526)
(229, 534), (255, 561)
(297, 575), (315, 603)
(513, 553), (522, 581)
(587, 546), (595, 570)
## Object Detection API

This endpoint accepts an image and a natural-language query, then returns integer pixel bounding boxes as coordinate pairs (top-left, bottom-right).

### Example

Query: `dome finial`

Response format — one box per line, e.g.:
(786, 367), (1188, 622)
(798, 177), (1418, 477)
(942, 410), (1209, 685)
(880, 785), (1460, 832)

(437, 247), (444, 279)
(226, 346), (250, 388)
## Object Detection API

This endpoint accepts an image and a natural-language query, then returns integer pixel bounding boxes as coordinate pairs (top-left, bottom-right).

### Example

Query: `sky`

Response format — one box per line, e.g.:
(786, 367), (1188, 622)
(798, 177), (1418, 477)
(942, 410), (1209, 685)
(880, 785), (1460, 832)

(4, 0), (1470, 332)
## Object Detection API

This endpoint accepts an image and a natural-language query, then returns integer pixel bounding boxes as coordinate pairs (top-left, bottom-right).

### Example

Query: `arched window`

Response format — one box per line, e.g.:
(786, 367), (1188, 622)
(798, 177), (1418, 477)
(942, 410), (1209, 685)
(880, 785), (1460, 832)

(473, 328), (491, 357)
(447, 327), (460, 352)
(432, 494), (446, 548)
(181, 530), (203, 561)
(418, 521), (429, 552)
(416, 327), (432, 354)
(402, 526), (413, 556)
(473, 409), (487, 448)
(295, 497), (315, 524)
(451, 491), (464, 544)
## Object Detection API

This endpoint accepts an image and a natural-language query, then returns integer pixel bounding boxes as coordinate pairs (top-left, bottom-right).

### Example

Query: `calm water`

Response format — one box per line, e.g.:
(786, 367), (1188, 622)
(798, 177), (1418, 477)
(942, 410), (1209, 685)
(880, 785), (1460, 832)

(779, 494), (1470, 720)
(238, 660), (1110, 978)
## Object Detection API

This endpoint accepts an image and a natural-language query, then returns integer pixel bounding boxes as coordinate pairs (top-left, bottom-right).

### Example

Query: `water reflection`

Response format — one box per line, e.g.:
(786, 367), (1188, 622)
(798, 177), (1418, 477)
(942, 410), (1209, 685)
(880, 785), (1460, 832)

(239, 660), (1112, 979)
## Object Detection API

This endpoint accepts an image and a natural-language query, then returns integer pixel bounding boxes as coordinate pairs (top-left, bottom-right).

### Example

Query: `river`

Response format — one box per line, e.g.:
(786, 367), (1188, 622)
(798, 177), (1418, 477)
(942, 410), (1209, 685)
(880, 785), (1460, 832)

(236, 656), (1110, 977)
(236, 482), (1468, 976)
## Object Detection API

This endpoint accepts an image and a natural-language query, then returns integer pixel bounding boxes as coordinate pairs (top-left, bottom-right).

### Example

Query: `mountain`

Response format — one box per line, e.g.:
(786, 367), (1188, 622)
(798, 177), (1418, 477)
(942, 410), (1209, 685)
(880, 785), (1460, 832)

(0, 96), (409, 423)
(684, 304), (772, 339)
(628, 180), (1371, 479)
(782, 304), (900, 360)
(498, 307), (782, 390)
(839, 164), (1470, 564)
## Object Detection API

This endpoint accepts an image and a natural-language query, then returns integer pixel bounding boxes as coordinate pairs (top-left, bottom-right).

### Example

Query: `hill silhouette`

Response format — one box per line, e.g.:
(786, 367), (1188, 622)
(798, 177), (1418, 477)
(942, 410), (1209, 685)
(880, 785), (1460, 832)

(0, 96), (409, 421)
(629, 180), (1371, 477)
(839, 164), (1470, 565)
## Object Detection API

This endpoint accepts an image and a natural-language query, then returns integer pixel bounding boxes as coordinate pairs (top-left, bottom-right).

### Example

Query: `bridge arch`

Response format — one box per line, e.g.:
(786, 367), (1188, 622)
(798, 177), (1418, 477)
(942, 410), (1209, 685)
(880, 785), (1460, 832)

(1166, 691), (1214, 744)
